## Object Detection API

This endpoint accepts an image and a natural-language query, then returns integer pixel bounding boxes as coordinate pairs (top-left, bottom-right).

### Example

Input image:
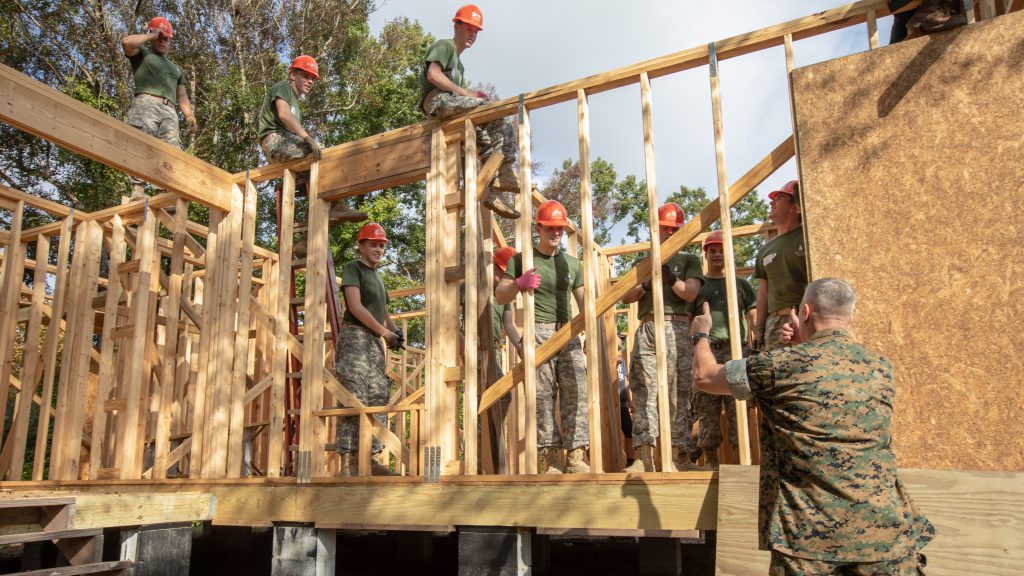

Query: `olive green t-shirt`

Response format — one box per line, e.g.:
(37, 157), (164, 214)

(418, 39), (466, 109)
(127, 47), (185, 104)
(687, 276), (757, 344)
(753, 226), (808, 313)
(341, 260), (389, 330)
(505, 248), (583, 324)
(636, 252), (704, 317)
(257, 80), (302, 140)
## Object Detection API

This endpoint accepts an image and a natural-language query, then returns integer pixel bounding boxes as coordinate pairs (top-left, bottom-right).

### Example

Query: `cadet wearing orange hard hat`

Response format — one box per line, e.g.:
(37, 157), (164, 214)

(618, 202), (705, 473)
(335, 222), (400, 477)
(257, 55), (366, 226)
(753, 179), (806, 351)
(494, 200), (592, 473)
(120, 16), (196, 201)
(418, 5), (521, 220)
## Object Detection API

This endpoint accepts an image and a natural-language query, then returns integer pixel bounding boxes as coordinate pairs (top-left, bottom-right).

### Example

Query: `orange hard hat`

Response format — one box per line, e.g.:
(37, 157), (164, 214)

(768, 180), (799, 200)
(357, 222), (388, 243)
(702, 230), (724, 251)
(148, 17), (174, 38)
(535, 200), (569, 227)
(453, 4), (484, 30)
(290, 55), (320, 80)
(494, 246), (516, 273)
(657, 202), (685, 228)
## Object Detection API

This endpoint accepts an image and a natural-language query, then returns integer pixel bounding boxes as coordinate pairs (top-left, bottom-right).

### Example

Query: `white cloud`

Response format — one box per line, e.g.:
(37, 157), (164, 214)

(369, 1), (894, 244)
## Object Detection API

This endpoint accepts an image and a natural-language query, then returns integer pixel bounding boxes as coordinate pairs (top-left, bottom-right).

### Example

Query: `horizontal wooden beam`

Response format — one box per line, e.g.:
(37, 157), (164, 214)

(602, 223), (779, 257)
(0, 64), (233, 211)
(0, 184), (73, 218)
(0, 491), (213, 531)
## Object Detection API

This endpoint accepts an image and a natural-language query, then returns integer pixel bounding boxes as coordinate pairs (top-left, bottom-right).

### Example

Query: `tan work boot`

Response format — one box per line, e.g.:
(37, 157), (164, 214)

(491, 160), (521, 192)
(543, 447), (564, 474)
(673, 447), (699, 471)
(329, 200), (368, 223)
(371, 457), (397, 476)
(566, 447), (591, 474)
(338, 453), (357, 477)
(623, 444), (655, 473)
(482, 188), (521, 220)
(705, 450), (720, 469)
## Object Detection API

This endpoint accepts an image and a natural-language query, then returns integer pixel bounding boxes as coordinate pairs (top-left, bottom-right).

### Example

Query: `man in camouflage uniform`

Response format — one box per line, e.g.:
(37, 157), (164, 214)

(120, 17), (196, 201)
(687, 230), (756, 468)
(619, 203), (704, 472)
(753, 180), (807, 351)
(335, 223), (402, 476)
(257, 55), (366, 224)
(419, 4), (520, 219)
(692, 278), (934, 574)
(495, 200), (589, 473)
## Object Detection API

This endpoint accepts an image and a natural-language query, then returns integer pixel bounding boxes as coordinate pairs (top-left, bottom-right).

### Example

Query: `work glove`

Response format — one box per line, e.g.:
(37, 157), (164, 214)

(475, 90), (489, 100)
(303, 136), (323, 161)
(382, 331), (402, 350)
(185, 115), (197, 132)
(660, 264), (677, 288)
(394, 328), (406, 350)
(515, 268), (541, 291)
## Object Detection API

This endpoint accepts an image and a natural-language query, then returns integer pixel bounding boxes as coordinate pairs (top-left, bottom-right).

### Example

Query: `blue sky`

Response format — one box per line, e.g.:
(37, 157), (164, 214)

(369, 1), (896, 244)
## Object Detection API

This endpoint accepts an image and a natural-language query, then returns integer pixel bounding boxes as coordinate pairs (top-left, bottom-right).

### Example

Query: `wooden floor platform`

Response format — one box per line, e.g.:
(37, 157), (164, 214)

(0, 472), (717, 534)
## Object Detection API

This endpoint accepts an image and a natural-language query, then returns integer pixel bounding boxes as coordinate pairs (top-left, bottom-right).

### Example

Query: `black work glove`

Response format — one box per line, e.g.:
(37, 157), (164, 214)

(661, 264), (677, 288)
(394, 328), (406, 350)
(382, 331), (401, 350)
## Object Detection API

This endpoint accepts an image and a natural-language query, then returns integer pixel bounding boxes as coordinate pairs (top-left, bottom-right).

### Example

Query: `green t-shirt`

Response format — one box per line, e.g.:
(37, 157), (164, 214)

(636, 252), (704, 317)
(127, 47), (185, 104)
(341, 260), (389, 330)
(418, 39), (466, 109)
(753, 226), (808, 313)
(687, 275), (757, 344)
(257, 80), (302, 140)
(505, 248), (584, 323)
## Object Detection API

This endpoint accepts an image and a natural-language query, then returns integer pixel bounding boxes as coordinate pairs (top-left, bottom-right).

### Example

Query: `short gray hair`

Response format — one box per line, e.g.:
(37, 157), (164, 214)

(803, 278), (856, 318)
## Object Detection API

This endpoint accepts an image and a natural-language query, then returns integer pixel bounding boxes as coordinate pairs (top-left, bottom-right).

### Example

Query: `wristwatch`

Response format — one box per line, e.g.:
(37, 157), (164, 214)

(691, 332), (709, 345)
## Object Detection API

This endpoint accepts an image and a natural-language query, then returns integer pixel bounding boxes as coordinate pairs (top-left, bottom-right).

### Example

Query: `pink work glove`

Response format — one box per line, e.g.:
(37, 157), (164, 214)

(475, 90), (489, 100)
(515, 268), (541, 291)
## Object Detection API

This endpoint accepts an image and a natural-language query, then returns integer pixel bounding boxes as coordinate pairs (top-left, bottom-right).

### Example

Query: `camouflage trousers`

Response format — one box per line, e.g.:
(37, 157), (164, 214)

(261, 130), (313, 163)
(126, 94), (181, 187)
(534, 325), (589, 449)
(764, 310), (795, 351)
(769, 550), (927, 576)
(426, 93), (517, 159)
(627, 319), (696, 451)
(693, 345), (741, 454)
(334, 324), (389, 454)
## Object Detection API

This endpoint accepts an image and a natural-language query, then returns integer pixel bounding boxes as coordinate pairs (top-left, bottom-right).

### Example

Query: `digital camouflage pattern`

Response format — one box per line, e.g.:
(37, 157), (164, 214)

(126, 94), (181, 188)
(627, 319), (696, 452)
(534, 325), (588, 449)
(693, 346), (740, 455)
(425, 92), (517, 159)
(335, 324), (389, 454)
(769, 548), (927, 575)
(726, 329), (934, 562)
(261, 130), (312, 163)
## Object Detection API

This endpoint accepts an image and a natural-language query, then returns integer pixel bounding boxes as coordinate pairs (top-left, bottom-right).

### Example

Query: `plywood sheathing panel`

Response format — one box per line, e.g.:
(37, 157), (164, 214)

(792, 12), (1024, 471)
(715, 465), (1024, 576)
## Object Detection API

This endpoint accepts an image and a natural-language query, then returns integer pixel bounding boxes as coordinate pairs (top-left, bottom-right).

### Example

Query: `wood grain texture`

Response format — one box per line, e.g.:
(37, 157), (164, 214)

(716, 465), (1024, 576)
(793, 11), (1024, 471)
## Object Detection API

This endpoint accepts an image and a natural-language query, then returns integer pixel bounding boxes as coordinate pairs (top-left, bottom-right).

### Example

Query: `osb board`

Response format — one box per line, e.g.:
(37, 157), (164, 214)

(716, 465), (1024, 576)
(793, 12), (1024, 471)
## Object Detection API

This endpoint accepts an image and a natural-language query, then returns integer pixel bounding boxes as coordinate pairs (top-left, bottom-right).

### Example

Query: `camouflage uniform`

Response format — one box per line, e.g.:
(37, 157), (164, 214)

(334, 324), (389, 454)
(126, 94), (181, 188)
(425, 93), (517, 159)
(260, 130), (313, 164)
(723, 328), (934, 566)
(769, 549), (927, 575)
(692, 345), (740, 457)
(534, 325), (588, 449)
(627, 319), (696, 452)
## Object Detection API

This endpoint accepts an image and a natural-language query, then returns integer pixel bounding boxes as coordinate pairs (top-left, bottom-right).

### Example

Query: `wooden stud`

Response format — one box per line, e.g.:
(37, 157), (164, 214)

(517, 106), (539, 475)
(0, 200), (25, 447)
(463, 119), (480, 475)
(709, 42), (752, 466)
(301, 162), (328, 478)
(227, 183), (257, 477)
(576, 89), (604, 472)
(866, 8), (880, 49)
(33, 215), (73, 480)
(154, 199), (188, 479)
(269, 172), (296, 478)
(90, 216), (125, 478)
(639, 73), (675, 470)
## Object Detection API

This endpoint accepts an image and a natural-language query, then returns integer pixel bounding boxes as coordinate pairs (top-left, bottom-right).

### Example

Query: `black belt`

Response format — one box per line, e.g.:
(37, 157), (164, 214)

(710, 341), (735, 351)
(135, 93), (174, 107)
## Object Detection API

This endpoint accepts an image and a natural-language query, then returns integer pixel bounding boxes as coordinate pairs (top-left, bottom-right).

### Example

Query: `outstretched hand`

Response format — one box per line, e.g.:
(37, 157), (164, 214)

(690, 302), (712, 336)
(515, 268), (541, 292)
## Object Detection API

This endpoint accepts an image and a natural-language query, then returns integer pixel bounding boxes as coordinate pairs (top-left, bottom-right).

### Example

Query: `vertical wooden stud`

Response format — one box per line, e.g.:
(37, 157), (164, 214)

(517, 104), (539, 475)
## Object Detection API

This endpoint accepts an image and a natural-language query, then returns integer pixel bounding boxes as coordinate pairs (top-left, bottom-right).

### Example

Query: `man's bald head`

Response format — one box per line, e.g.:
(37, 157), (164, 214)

(802, 278), (856, 323)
